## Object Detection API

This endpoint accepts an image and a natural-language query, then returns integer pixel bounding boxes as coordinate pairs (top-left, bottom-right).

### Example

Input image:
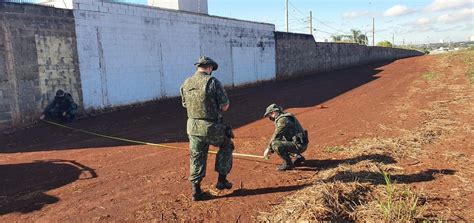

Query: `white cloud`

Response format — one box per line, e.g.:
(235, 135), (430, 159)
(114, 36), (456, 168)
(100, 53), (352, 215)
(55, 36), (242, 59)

(438, 8), (474, 23)
(426, 0), (472, 12)
(416, 18), (432, 25)
(342, 11), (369, 19)
(384, 5), (412, 17)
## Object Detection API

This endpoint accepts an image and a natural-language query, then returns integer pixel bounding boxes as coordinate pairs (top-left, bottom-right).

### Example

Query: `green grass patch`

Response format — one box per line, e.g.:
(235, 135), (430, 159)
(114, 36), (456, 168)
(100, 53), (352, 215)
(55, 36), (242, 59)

(468, 67), (474, 84)
(378, 172), (426, 222)
(324, 146), (345, 153)
(422, 72), (442, 82)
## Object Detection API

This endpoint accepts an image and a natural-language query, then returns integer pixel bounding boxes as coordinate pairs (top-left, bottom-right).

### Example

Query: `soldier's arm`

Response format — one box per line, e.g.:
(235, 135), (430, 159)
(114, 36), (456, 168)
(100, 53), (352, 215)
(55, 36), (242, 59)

(267, 117), (288, 151)
(43, 98), (57, 114)
(66, 96), (77, 112)
(210, 78), (229, 112)
(180, 85), (187, 108)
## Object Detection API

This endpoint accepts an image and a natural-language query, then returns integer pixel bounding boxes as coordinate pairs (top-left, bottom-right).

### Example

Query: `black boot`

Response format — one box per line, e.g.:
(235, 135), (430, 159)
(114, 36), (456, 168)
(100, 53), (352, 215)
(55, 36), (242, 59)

(277, 156), (294, 171)
(192, 183), (203, 201)
(293, 154), (305, 167)
(216, 174), (232, 190)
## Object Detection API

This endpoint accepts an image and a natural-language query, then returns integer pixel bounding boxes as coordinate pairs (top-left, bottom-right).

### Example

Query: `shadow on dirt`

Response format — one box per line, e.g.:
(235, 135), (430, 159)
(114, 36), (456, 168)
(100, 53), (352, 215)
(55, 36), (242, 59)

(0, 160), (97, 215)
(200, 154), (454, 201)
(324, 168), (456, 185)
(297, 153), (397, 171)
(225, 183), (312, 198)
(199, 183), (312, 201)
(1, 61), (391, 153)
(298, 154), (455, 185)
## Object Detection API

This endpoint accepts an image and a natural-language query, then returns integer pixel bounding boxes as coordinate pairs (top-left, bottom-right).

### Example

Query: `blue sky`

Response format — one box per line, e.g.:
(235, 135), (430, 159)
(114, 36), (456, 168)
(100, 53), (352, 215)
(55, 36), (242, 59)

(206, 0), (473, 44)
(125, 0), (473, 44)
(38, 0), (474, 44)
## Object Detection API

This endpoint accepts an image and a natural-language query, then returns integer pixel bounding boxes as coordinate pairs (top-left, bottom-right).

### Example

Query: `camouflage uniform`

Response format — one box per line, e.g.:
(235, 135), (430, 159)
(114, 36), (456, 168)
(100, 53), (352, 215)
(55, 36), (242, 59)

(43, 92), (78, 122)
(180, 63), (234, 185)
(265, 104), (308, 168)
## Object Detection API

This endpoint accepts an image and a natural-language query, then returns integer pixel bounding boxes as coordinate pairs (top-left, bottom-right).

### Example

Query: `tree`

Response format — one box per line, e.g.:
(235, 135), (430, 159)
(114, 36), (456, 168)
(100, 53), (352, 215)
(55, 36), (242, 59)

(350, 29), (369, 45)
(377, 41), (393, 47)
(358, 34), (369, 45)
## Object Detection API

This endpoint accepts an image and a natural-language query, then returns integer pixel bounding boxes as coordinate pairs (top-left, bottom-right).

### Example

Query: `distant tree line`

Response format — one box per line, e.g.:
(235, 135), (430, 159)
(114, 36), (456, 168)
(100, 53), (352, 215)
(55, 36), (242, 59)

(330, 29), (368, 45)
(330, 29), (397, 48)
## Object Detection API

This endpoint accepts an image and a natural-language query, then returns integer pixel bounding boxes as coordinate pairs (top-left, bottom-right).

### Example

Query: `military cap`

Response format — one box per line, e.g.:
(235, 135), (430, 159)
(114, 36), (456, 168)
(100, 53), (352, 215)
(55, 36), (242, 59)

(56, 89), (65, 98)
(194, 56), (218, 71)
(264, 103), (284, 117)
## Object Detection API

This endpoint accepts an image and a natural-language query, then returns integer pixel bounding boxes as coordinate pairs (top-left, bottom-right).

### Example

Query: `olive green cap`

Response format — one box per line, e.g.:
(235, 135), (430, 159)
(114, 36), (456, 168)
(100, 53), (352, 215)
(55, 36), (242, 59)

(194, 56), (218, 71)
(264, 103), (283, 117)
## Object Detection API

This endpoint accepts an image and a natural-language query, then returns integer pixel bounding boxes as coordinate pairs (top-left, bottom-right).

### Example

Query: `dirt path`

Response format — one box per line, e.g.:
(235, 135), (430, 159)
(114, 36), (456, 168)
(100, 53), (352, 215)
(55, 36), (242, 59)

(1, 54), (472, 221)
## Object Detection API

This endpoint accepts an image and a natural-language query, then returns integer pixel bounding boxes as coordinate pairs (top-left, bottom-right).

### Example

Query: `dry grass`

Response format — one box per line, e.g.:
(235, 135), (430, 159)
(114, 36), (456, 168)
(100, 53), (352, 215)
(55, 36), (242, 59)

(257, 50), (474, 222)
(257, 181), (373, 222)
(324, 146), (345, 153)
(422, 72), (443, 82)
(258, 159), (426, 222)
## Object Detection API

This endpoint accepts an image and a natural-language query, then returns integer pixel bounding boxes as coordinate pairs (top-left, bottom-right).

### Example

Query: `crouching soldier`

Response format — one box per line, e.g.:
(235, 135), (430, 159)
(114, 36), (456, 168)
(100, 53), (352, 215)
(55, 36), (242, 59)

(263, 104), (309, 171)
(40, 90), (78, 122)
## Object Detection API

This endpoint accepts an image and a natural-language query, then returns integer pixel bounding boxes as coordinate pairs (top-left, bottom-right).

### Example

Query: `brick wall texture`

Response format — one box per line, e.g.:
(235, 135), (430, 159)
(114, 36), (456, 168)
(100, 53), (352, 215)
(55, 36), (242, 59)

(275, 32), (424, 79)
(0, 3), (82, 129)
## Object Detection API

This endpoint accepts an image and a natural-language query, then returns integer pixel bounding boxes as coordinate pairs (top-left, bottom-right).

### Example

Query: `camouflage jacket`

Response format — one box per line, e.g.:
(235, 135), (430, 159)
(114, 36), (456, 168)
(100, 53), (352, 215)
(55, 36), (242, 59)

(268, 112), (307, 150)
(180, 71), (229, 136)
(43, 93), (77, 113)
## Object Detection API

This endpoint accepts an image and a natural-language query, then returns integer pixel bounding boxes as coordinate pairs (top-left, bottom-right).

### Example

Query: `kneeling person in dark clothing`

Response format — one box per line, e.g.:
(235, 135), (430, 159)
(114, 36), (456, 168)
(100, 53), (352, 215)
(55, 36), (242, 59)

(40, 90), (78, 122)
(263, 104), (309, 171)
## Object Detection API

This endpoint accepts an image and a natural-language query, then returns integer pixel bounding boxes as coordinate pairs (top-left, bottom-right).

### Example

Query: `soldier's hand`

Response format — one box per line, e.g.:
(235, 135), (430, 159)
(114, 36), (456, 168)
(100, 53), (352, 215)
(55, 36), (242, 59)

(40, 114), (45, 120)
(62, 111), (67, 116)
(263, 148), (272, 160)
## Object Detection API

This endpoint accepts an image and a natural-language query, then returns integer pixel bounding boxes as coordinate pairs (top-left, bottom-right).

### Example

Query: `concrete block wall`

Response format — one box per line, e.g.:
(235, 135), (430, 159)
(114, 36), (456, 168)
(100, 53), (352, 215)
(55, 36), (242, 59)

(275, 32), (424, 78)
(0, 3), (82, 129)
(73, 0), (276, 109)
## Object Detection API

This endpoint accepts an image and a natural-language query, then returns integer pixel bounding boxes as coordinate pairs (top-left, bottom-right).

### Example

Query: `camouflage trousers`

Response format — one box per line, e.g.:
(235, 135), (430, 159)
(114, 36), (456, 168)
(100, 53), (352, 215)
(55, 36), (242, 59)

(270, 140), (307, 159)
(188, 134), (234, 184)
(45, 107), (77, 122)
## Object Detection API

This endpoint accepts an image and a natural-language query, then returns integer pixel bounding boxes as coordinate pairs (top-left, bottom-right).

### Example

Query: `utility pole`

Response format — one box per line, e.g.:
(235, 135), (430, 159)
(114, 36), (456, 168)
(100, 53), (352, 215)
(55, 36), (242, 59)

(372, 17), (375, 46)
(285, 0), (289, 32)
(392, 33), (395, 47)
(309, 11), (313, 35)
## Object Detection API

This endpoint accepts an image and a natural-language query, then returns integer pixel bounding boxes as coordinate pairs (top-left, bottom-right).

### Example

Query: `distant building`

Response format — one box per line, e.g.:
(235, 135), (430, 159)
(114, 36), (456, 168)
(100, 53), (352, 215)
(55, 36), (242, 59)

(35, 0), (209, 14)
(147, 0), (208, 14)
(36, 0), (72, 8)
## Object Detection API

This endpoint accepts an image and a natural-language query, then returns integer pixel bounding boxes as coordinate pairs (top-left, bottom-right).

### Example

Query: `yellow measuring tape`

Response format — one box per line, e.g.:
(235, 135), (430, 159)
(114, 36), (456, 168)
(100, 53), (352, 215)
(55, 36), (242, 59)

(42, 120), (265, 159)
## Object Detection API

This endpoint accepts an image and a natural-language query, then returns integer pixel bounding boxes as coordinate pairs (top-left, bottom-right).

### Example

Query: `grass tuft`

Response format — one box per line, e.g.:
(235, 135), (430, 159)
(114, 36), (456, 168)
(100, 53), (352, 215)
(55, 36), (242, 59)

(378, 171), (426, 222)
(324, 146), (345, 153)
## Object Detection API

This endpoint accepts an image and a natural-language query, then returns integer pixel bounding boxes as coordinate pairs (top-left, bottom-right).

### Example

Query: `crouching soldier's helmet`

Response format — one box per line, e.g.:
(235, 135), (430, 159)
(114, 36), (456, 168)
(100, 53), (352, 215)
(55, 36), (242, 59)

(264, 103), (284, 117)
(56, 90), (65, 98)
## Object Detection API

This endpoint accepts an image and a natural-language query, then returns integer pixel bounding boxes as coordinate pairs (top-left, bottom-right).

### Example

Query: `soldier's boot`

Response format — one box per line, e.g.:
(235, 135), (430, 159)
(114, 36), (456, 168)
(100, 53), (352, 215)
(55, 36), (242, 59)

(277, 156), (294, 171)
(192, 183), (203, 201)
(293, 154), (306, 167)
(216, 174), (232, 190)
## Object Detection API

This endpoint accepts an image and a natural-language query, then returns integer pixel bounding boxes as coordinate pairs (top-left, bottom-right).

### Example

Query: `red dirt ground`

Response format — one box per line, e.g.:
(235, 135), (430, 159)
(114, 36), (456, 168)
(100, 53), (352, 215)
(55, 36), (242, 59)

(1, 55), (472, 221)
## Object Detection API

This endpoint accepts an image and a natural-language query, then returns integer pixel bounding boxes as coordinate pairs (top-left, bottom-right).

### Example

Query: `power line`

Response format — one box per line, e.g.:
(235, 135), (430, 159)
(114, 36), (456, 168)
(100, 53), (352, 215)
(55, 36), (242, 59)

(288, 0), (347, 34)
(314, 28), (339, 36)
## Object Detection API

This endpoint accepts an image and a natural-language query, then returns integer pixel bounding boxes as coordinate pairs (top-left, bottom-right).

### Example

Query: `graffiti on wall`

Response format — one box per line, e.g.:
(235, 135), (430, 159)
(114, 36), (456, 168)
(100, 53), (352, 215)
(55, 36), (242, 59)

(35, 35), (80, 111)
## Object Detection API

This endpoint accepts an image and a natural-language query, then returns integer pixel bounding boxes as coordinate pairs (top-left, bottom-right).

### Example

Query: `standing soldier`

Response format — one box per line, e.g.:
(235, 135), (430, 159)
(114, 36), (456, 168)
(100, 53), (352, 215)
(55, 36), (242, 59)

(263, 104), (309, 171)
(180, 56), (234, 201)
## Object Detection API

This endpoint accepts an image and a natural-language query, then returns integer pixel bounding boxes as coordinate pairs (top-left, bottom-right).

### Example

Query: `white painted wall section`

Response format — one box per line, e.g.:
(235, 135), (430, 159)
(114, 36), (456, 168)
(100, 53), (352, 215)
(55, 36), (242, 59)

(147, 0), (208, 14)
(72, 0), (275, 109)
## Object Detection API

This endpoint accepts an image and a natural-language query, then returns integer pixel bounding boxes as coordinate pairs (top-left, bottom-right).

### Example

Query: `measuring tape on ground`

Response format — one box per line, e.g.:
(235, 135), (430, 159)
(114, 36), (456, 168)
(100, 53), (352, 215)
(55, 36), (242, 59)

(42, 120), (265, 159)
